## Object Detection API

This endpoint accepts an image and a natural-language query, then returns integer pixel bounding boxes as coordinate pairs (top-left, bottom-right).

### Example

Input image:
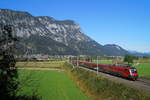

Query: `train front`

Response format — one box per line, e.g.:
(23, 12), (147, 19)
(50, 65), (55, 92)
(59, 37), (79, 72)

(129, 67), (138, 80)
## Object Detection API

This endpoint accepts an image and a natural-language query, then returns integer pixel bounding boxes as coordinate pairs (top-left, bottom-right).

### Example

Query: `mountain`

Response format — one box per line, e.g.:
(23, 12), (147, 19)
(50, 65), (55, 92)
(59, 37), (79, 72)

(128, 50), (150, 56)
(103, 44), (129, 56)
(0, 9), (129, 56)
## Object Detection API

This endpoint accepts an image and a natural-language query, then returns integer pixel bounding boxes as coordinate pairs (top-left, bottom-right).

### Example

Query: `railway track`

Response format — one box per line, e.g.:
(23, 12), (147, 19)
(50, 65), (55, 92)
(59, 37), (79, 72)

(78, 66), (150, 93)
(137, 78), (150, 87)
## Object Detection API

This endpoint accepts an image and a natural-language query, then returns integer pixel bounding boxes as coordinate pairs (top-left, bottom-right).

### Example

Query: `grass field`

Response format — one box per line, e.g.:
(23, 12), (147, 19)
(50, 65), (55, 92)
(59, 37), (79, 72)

(14, 60), (150, 100)
(16, 61), (65, 68)
(92, 60), (112, 64)
(136, 62), (150, 76)
(16, 70), (89, 100)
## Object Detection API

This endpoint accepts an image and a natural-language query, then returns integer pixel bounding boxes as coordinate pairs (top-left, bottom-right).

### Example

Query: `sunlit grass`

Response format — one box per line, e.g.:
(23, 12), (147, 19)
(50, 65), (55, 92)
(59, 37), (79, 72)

(136, 62), (150, 76)
(92, 60), (113, 64)
(16, 70), (89, 100)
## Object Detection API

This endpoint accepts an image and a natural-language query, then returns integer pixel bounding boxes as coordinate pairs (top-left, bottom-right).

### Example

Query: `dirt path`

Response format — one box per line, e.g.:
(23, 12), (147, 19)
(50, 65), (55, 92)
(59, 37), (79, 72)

(17, 67), (64, 71)
(79, 66), (150, 93)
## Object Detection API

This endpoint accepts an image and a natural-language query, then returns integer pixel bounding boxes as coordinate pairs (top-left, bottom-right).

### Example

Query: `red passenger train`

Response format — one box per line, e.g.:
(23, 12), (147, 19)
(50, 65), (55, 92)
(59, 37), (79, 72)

(71, 60), (138, 80)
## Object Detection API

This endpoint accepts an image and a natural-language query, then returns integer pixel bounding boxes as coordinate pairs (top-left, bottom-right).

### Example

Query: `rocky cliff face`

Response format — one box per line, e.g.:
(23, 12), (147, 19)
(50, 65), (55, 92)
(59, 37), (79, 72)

(0, 9), (129, 56)
(0, 9), (90, 42)
(103, 44), (129, 56)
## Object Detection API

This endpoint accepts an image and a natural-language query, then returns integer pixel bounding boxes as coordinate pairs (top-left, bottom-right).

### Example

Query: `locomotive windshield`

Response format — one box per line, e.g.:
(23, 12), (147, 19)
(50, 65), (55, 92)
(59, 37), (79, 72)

(130, 68), (137, 73)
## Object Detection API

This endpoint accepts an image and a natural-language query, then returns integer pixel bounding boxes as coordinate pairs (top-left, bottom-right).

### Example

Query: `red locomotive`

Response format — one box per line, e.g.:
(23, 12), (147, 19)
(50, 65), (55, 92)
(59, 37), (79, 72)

(71, 60), (138, 80)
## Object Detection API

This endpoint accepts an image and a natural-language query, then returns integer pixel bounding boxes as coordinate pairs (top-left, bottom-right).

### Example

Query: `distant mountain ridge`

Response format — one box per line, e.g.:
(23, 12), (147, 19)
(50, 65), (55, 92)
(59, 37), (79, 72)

(0, 9), (129, 56)
(103, 44), (129, 56)
(128, 50), (150, 56)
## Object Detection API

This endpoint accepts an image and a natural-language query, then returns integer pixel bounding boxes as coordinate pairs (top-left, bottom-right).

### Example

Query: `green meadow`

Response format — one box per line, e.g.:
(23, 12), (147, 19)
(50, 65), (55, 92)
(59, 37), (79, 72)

(136, 62), (150, 76)
(15, 60), (150, 100)
(92, 60), (113, 64)
(16, 70), (89, 100)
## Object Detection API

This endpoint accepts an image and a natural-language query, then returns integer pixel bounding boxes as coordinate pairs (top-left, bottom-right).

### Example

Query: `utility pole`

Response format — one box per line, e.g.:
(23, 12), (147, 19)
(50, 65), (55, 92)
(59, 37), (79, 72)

(70, 56), (74, 68)
(97, 56), (99, 74)
(68, 56), (70, 63)
(72, 57), (75, 68)
(77, 56), (79, 67)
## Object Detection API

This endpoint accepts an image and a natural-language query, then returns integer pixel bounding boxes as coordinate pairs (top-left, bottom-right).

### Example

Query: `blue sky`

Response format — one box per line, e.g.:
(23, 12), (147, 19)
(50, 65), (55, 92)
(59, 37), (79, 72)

(0, 0), (150, 52)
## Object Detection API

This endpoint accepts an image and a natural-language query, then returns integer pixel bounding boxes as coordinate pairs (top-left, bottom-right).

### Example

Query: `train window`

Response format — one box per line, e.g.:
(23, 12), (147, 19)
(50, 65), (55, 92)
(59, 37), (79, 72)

(124, 69), (128, 71)
(131, 69), (137, 73)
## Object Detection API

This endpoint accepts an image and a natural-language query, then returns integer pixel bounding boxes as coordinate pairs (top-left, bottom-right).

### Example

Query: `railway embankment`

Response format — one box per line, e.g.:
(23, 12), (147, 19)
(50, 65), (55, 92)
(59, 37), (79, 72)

(64, 62), (150, 100)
